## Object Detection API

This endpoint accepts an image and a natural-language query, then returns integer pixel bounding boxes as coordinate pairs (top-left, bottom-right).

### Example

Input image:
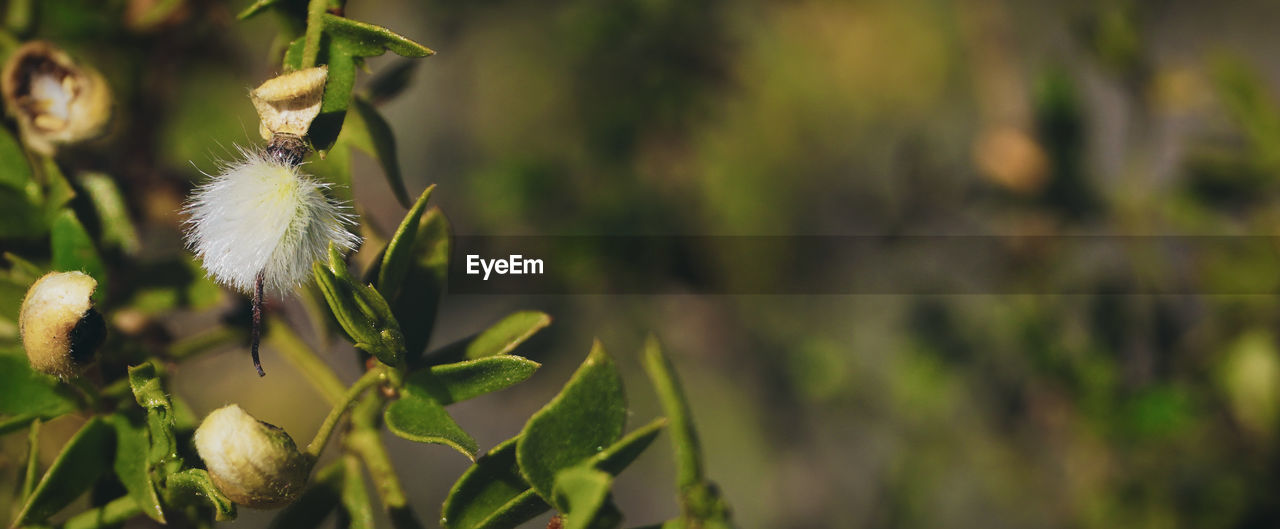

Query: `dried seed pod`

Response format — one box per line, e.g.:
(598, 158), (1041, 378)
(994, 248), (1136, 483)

(250, 66), (328, 142)
(1, 41), (112, 154)
(19, 271), (105, 378)
(194, 404), (314, 508)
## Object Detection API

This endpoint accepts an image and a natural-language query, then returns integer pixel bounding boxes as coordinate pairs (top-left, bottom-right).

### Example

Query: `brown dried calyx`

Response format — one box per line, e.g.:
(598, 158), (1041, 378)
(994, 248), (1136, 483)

(1, 41), (113, 155)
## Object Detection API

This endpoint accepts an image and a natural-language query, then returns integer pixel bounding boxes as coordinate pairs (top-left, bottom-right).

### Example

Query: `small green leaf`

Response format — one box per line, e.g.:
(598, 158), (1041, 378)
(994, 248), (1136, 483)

(15, 417), (113, 525)
(378, 185), (436, 298)
(395, 207), (450, 360)
(107, 413), (166, 523)
(589, 418), (665, 476)
(77, 172), (140, 254)
(41, 157), (75, 221)
(0, 352), (78, 419)
(384, 390), (478, 459)
(552, 465), (620, 529)
(517, 342), (626, 502)
(164, 468), (237, 521)
(269, 460), (344, 529)
(321, 14), (435, 58)
(313, 244), (406, 366)
(0, 123), (32, 190)
(50, 208), (106, 294)
(407, 356), (540, 405)
(443, 424), (663, 529)
(128, 362), (179, 468)
(422, 310), (551, 367)
(347, 96), (411, 208)
(642, 337), (734, 528)
(441, 437), (551, 529)
(340, 454), (376, 529)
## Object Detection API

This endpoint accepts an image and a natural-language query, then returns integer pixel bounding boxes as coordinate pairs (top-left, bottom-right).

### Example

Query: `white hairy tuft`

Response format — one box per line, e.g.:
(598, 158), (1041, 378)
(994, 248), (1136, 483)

(183, 149), (360, 297)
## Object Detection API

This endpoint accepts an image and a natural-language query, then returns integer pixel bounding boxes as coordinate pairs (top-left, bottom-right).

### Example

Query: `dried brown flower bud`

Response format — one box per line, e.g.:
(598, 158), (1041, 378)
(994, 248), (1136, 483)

(250, 66), (328, 142)
(19, 271), (104, 378)
(1, 41), (113, 154)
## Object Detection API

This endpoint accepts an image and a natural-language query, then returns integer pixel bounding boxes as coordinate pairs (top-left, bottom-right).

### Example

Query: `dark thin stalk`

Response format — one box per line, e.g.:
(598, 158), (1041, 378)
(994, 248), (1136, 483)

(251, 269), (266, 377)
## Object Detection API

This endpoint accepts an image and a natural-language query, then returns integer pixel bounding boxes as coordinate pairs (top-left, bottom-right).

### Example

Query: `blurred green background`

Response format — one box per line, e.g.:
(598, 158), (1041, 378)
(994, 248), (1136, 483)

(8, 0), (1280, 527)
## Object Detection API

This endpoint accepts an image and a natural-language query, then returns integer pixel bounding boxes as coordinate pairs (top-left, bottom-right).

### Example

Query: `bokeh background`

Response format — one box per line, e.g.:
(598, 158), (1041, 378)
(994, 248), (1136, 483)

(8, 0), (1280, 527)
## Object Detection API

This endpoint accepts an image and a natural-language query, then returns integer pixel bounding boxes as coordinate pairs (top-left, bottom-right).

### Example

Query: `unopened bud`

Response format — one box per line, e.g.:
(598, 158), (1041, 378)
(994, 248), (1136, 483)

(19, 271), (104, 378)
(194, 404), (313, 508)
(1, 41), (113, 154)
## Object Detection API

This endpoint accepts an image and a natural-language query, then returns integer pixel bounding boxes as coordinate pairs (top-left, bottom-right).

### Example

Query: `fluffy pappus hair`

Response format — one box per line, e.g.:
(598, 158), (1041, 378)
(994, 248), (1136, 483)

(183, 148), (360, 297)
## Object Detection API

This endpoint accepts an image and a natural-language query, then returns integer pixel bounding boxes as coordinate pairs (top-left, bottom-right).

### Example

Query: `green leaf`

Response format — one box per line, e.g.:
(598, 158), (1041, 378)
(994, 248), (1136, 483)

(269, 460), (344, 529)
(384, 390), (478, 459)
(407, 356), (540, 405)
(517, 342), (626, 502)
(347, 96), (412, 208)
(443, 423), (663, 529)
(320, 14), (435, 58)
(77, 172), (140, 254)
(50, 208), (106, 294)
(641, 337), (702, 489)
(41, 157), (75, 222)
(14, 416), (113, 525)
(313, 243), (406, 366)
(0, 123), (32, 190)
(340, 454), (375, 529)
(422, 311), (552, 367)
(441, 437), (551, 529)
(642, 337), (733, 528)
(552, 465), (620, 529)
(589, 418), (665, 476)
(0, 186), (46, 238)
(0, 352), (78, 419)
(395, 207), (450, 360)
(164, 468), (237, 521)
(107, 413), (166, 523)
(378, 185), (436, 298)
(128, 362), (179, 468)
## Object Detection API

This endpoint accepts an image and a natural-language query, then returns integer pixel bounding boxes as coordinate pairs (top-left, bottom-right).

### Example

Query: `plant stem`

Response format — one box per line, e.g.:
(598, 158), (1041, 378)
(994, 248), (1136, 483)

(301, 0), (327, 68)
(266, 315), (346, 406)
(60, 496), (139, 529)
(345, 394), (411, 511)
(21, 418), (39, 502)
(305, 367), (386, 458)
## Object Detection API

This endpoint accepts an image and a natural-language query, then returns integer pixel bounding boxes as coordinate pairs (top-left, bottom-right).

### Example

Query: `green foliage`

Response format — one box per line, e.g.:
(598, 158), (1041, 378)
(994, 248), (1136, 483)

(517, 342), (626, 502)
(0, 351), (79, 420)
(0, 4), (732, 529)
(14, 417), (113, 525)
(314, 243), (406, 367)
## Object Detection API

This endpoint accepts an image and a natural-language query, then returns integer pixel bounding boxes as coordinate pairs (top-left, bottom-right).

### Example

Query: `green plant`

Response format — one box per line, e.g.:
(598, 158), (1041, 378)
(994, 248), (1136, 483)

(0, 2), (733, 528)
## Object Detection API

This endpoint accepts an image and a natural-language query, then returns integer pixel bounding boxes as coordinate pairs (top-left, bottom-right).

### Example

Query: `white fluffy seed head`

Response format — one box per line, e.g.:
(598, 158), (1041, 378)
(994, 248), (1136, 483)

(183, 149), (359, 297)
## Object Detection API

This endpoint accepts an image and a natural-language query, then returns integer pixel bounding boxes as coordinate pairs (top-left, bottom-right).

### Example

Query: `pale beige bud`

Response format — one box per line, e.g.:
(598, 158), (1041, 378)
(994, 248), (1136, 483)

(250, 66), (328, 141)
(194, 404), (313, 508)
(19, 271), (104, 378)
(1, 41), (113, 155)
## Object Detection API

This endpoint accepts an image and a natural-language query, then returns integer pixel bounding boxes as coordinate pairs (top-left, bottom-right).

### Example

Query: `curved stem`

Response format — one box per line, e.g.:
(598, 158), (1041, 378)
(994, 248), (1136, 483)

(266, 316), (346, 406)
(305, 367), (386, 458)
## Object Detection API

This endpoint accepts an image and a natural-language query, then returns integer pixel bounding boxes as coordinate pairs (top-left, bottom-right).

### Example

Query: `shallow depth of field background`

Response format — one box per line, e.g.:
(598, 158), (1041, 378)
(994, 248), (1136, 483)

(8, 0), (1280, 527)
